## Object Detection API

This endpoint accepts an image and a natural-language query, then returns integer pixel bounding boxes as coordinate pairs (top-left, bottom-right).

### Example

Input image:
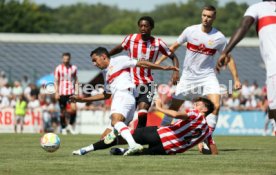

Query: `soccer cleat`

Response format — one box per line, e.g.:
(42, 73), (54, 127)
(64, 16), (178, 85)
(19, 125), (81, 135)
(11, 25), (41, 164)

(110, 148), (127, 155)
(123, 144), (143, 156)
(104, 131), (117, 144)
(72, 149), (88, 155)
(61, 129), (67, 135)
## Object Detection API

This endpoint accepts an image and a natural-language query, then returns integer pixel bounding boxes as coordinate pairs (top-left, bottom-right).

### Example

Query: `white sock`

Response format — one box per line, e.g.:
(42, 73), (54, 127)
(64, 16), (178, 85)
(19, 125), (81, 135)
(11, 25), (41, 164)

(82, 144), (94, 152)
(206, 113), (218, 130)
(114, 122), (136, 148)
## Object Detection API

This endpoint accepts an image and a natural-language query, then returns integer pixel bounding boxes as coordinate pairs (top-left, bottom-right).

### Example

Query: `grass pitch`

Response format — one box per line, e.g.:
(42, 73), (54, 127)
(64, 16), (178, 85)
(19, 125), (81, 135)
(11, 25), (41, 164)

(0, 134), (275, 175)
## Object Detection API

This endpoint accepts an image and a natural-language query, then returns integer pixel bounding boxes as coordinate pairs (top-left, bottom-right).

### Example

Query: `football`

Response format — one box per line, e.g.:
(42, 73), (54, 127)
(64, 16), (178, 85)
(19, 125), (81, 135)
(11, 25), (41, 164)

(40, 133), (60, 152)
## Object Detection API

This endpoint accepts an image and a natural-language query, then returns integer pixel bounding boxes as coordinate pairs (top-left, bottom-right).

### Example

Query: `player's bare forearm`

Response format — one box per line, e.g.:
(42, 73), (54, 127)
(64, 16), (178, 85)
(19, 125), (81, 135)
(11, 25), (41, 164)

(155, 99), (187, 120)
(109, 45), (123, 56)
(137, 61), (178, 71)
(223, 16), (254, 54)
(228, 56), (239, 81)
(70, 93), (111, 103)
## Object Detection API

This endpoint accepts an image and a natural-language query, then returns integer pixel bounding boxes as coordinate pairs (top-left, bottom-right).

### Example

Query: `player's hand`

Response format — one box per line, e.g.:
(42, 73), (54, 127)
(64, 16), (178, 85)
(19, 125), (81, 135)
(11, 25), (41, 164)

(171, 71), (179, 85)
(234, 79), (242, 90)
(69, 95), (81, 103)
(164, 66), (179, 71)
(216, 53), (230, 73)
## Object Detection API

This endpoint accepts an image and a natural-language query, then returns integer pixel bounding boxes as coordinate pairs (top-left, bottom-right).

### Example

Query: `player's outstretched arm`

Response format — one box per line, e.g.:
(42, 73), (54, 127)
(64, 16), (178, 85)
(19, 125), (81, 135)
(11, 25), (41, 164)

(155, 99), (187, 120)
(109, 44), (124, 56)
(227, 56), (242, 90)
(69, 92), (111, 103)
(137, 61), (179, 71)
(155, 42), (180, 65)
(217, 16), (254, 68)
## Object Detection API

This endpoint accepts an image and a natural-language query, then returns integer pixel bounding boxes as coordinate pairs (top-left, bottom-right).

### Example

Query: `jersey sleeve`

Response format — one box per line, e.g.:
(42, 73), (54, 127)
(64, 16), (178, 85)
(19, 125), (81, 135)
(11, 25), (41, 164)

(244, 4), (259, 22)
(159, 39), (172, 57)
(54, 66), (60, 80)
(121, 35), (131, 50)
(119, 56), (138, 69)
(176, 27), (190, 45)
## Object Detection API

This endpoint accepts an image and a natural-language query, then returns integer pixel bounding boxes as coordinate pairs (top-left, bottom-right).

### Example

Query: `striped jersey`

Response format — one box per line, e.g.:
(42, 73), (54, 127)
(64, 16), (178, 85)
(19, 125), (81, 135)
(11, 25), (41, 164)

(176, 24), (226, 79)
(121, 34), (172, 85)
(157, 109), (211, 154)
(244, 1), (276, 76)
(55, 64), (77, 96)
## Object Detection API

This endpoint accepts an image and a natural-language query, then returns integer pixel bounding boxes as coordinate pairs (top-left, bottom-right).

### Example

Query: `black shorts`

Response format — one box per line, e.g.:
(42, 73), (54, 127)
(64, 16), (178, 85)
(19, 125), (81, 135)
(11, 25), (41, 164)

(135, 83), (155, 106)
(133, 126), (167, 155)
(58, 95), (72, 111)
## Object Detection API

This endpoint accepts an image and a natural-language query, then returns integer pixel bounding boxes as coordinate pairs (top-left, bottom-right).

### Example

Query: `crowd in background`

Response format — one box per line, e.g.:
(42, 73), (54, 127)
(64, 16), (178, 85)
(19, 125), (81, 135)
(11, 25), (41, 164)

(0, 70), (269, 132)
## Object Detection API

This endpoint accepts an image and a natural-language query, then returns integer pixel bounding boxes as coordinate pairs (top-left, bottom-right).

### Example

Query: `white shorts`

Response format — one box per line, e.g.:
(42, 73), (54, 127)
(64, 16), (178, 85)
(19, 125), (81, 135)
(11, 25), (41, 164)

(267, 74), (276, 110)
(110, 90), (136, 125)
(173, 75), (221, 101)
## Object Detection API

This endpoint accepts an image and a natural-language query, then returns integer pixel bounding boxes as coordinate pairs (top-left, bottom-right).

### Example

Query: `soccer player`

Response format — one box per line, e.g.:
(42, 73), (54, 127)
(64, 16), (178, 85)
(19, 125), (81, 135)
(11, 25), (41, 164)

(217, 0), (276, 134)
(109, 16), (179, 129)
(157, 5), (242, 154)
(70, 47), (178, 156)
(72, 97), (215, 155)
(54, 52), (78, 135)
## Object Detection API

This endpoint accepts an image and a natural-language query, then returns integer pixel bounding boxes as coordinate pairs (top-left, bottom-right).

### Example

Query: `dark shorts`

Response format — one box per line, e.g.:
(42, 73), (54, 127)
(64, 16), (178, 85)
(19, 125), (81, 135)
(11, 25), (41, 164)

(135, 83), (155, 106)
(133, 126), (167, 155)
(58, 95), (72, 111)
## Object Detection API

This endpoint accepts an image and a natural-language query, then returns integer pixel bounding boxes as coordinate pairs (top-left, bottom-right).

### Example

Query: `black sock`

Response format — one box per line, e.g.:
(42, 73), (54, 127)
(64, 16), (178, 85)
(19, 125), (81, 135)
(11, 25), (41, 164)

(93, 139), (117, 151)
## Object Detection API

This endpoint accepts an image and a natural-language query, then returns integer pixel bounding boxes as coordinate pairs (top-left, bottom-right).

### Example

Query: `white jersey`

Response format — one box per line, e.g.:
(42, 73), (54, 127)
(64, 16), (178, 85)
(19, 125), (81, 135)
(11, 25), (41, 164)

(177, 24), (226, 79)
(244, 1), (276, 76)
(102, 55), (137, 94)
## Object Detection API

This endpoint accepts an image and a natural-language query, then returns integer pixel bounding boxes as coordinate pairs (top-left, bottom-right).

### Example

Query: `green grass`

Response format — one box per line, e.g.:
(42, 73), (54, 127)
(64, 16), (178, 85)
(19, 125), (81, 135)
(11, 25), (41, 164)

(0, 134), (275, 175)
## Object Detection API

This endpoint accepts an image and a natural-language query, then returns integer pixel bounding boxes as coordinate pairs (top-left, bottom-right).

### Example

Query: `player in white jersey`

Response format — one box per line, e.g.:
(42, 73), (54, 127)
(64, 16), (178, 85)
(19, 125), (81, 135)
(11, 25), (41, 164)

(71, 97), (215, 155)
(109, 16), (179, 129)
(54, 52), (78, 135)
(157, 5), (242, 154)
(71, 47), (178, 156)
(217, 0), (276, 132)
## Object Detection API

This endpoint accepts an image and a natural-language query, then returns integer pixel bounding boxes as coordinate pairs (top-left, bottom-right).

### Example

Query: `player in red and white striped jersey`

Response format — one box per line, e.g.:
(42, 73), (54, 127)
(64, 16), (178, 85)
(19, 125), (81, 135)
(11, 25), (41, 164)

(109, 16), (179, 129)
(217, 0), (276, 136)
(71, 97), (215, 156)
(54, 52), (78, 135)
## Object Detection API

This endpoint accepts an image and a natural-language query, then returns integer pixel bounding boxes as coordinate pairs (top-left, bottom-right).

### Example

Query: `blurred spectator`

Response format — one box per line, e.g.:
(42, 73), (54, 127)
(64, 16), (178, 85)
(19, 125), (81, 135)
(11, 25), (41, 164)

(21, 75), (31, 90)
(14, 94), (27, 133)
(0, 71), (8, 87)
(12, 81), (23, 97)
(241, 80), (250, 99)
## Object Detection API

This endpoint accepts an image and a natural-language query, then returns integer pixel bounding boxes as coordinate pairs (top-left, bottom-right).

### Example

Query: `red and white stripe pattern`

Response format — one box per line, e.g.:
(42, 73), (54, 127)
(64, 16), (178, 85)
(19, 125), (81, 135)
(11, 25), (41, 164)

(121, 34), (171, 85)
(55, 64), (77, 95)
(157, 109), (211, 154)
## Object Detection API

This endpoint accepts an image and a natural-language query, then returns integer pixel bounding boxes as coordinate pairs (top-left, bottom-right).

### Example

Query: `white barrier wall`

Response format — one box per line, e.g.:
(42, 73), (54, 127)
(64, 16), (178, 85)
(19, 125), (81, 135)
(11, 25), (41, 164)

(0, 108), (43, 133)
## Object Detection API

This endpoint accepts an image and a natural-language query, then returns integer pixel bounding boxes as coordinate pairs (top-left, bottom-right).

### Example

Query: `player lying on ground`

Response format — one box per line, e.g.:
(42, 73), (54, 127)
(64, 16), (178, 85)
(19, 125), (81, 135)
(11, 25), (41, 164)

(70, 47), (178, 156)
(72, 97), (216, 155)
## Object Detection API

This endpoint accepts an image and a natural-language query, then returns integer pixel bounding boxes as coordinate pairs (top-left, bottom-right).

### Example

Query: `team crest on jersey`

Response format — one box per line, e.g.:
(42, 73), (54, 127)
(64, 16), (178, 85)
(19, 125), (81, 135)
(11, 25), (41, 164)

(150, 46), (157, 51)
(207, 40), (214, 46)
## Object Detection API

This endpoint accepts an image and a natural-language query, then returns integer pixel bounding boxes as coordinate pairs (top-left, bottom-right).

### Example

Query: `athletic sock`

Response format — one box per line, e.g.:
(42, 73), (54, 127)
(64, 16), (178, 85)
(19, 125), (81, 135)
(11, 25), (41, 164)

(137, 109), (148, 128)
(114, 122), (136, 148)
(161, 115), (173, 126)
(206, 113), (218, 130)
(93, 139), (117, 151)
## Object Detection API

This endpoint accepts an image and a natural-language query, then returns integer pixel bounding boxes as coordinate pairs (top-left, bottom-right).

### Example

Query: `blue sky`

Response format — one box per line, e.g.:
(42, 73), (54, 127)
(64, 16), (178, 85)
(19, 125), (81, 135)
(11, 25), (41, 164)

(33, 0), (260, 11)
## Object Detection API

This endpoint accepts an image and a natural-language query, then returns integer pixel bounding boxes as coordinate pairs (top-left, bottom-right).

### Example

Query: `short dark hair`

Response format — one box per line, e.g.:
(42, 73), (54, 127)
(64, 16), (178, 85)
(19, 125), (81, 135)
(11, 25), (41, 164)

(203, 5), (216, 15)
(62, 52), (71, 57)
(137, 16), (155, 29)
(194, 97), (215, 116)
(90, 47), (110, 58)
